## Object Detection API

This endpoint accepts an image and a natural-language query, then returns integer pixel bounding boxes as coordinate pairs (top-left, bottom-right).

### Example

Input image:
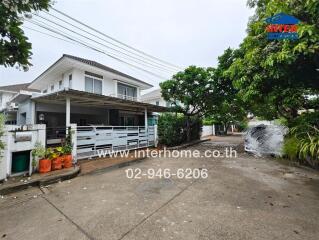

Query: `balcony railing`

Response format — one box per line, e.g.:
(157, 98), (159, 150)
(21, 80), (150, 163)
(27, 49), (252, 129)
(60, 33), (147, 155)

(111, 93), (139, 102)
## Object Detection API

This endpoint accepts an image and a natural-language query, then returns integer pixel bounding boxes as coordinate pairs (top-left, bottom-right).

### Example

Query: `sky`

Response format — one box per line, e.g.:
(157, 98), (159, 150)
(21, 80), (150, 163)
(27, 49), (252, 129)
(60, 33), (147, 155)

(0, 0), (254, 90)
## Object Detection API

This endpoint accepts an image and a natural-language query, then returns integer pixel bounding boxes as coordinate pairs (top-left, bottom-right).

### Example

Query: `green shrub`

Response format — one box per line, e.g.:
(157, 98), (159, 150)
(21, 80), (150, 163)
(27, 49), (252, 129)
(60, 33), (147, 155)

(298, 131), (319, 167)
(284, 112), (319, 168)
(283, 136), (299, 160)
(237, 120), (248, 132)
(158, 113), (202, 147)
(202, 118), (217, 126)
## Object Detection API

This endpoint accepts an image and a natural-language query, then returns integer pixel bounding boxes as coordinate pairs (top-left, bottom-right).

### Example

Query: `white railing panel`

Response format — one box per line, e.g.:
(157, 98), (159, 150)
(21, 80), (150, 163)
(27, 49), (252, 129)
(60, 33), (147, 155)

(76, 125), (156, 159)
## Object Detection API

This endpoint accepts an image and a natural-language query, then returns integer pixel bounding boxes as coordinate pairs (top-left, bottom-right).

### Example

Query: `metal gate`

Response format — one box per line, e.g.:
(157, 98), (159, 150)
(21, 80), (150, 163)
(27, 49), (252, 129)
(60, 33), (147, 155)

(76, 126), (155, 159)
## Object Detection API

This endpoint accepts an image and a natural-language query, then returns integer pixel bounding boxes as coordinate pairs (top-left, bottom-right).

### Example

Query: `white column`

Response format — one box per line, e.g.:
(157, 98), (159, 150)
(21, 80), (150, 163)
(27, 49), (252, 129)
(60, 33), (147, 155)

(231, 125), (234, 133)
(212, 124), (216, 136)
(70, 124), (77, 163)
(30, 101), (36, 124)
(144, 108), (148, 129)
(66, 97), (71, 127)
(154, 124), (158, 147)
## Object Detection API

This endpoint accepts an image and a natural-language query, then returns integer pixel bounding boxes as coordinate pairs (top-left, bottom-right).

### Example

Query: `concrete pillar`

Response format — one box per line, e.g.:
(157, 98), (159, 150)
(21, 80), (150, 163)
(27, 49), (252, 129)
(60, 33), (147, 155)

(212, 124), (216, 136)
(30, 101), (36, 124)
(154, 124), (158, 147)
(66, 97), (71, 127)
(70, 124), (77, 163)
(144, 108), (148, 129)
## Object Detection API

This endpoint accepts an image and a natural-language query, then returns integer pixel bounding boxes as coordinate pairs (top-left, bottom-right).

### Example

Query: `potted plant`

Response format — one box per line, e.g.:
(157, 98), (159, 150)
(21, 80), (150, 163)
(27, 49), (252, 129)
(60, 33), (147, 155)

(62, 129), (73, 168)
(31, 142), (45, 173)
(32, 143), (52, 174)
(51, 147), (63, 170)
(62, 143), (73, 168)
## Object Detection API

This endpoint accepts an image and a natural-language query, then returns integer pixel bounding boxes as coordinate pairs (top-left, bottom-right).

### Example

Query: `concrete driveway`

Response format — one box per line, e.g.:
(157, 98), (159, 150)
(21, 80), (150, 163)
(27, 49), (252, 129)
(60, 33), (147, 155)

(1, 136), (319, 240)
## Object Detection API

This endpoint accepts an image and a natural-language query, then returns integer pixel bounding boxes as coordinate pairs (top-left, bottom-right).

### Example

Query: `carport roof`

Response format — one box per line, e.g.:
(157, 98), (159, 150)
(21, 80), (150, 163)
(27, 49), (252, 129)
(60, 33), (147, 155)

(31, 89), (168, 112)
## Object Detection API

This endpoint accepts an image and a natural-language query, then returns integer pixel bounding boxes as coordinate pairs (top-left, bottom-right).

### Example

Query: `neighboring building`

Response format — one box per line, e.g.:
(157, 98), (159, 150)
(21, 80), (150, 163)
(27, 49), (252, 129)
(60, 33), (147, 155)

(141, 89), (171, 107)
(0, 83), (39, 124)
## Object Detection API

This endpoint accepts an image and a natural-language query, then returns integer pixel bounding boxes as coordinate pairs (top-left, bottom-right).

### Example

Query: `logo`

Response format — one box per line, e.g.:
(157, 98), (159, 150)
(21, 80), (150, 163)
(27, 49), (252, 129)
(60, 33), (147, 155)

(265, 13), (300, 40)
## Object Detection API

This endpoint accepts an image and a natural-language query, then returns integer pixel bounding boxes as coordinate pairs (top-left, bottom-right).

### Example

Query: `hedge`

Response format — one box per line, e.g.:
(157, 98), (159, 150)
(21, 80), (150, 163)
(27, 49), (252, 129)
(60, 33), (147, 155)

(158, 113), (202, 147)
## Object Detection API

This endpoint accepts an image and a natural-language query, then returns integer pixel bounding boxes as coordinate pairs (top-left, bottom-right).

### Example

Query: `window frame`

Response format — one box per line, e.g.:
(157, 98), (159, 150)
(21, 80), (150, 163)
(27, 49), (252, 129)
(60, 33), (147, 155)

(117, 83), (137, 100)
(85, 73), (103, 95)
(69, 74), (72, 88)
(59, 80), (63, 89)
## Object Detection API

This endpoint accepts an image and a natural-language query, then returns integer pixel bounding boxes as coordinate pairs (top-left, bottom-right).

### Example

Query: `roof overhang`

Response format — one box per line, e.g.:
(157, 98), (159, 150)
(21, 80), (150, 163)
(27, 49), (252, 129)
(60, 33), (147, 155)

(31, 89), (168, 112)
(10, 90), (39, 103)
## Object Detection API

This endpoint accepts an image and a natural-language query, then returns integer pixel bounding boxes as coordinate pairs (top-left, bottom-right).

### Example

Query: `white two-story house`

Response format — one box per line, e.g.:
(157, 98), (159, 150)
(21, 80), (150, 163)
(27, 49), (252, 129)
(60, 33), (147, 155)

(9, 54), (166, 158)
(10, 54), (166, 127)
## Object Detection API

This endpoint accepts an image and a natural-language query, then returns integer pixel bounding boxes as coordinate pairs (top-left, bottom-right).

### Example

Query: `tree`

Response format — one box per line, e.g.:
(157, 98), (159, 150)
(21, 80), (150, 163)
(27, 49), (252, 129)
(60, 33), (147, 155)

(0, 0), (51, 70)
(227, 0), (319, 122)
(160, 66), (220, 141)
(206, 48), (247, 133)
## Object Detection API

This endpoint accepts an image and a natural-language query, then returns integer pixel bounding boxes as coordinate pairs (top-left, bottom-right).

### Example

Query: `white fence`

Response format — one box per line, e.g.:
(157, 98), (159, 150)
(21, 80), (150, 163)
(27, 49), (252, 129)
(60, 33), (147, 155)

(76, 126), (156, 159)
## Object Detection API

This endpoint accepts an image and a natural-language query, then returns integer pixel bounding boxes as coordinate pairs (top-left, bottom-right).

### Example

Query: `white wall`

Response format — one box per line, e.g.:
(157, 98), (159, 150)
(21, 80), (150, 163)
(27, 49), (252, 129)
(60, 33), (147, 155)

(39, 67), (142, 98)
(0, 92), (16, 111)
(0, 124), (46, 180)
(201, 125), (216, 138)
(17, 99), (34, 125)
(145, 98), (167, 107)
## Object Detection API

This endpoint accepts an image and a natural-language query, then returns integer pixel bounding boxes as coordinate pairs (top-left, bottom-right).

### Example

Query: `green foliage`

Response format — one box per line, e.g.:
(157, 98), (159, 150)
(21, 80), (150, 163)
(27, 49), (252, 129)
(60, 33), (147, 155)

(237, 120), (249, 132)
(227, 0), (319, 121)
(202, 118), (217, 126)
(63, 128), (73, 154)
(0, 0), (51, 70)
(31, 141), (46, 167)
(158, 113), (202, 147)
(160, 66), (219, 117)
(283, 136), (299, 160)
(204, 48), (247, 132)
(298, 132), (319, 163)
(283, 112), (319, 167)
(62, 143), (72, 155)
(160, 66), (219, 141)
(46, 147), (58, 160)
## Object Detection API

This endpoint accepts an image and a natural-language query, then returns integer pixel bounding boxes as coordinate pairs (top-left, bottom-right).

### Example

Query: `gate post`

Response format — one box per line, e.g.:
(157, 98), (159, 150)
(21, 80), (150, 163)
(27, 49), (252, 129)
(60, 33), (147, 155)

(70, 124), (77, 163)
(154, 124), (158, 147)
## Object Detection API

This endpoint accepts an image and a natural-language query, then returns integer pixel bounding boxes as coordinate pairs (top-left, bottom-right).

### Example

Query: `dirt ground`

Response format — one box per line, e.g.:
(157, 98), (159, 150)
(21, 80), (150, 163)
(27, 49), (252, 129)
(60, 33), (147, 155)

(1, 135), (319, 240)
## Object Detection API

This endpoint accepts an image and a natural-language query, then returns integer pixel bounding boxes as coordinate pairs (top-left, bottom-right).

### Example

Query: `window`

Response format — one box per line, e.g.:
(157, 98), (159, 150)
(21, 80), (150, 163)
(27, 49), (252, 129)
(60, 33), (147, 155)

(50, 85), (54, 91)
(69, 74), (72, 88)
(59, 80), (63, 89)
(85, 76), (102, 94)
(156, 101), (159, 106)
(166, 101), (171, 107)
(117, 83), (137, 100)
(85, 77), (93, 93)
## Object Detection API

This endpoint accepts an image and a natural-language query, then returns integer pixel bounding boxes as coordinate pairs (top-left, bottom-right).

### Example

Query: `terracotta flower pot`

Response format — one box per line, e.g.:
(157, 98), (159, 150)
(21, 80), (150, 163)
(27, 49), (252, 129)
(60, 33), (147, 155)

(52, 157), (63, 170)
(39, 158), (51, 173)
(63, 155), (73, 168)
